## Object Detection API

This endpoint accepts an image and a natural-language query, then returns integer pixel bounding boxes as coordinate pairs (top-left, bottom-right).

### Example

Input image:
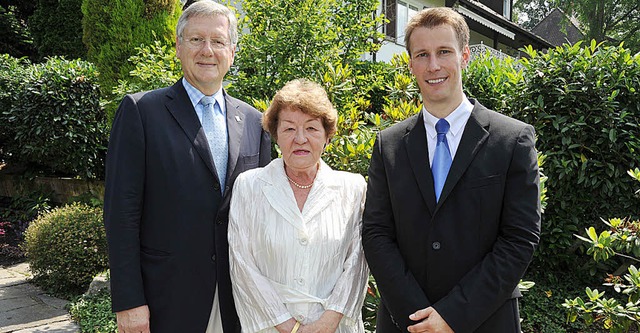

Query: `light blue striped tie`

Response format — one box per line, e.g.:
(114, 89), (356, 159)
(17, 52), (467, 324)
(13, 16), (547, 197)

(201, 96), (228, 193)
(432, 119), (452, 202)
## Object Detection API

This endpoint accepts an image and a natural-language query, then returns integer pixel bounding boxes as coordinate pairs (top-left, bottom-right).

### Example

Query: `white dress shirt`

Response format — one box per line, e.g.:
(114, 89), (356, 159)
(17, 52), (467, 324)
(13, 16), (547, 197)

(228, 158), (369, 333)
(423, 97), (474, 165)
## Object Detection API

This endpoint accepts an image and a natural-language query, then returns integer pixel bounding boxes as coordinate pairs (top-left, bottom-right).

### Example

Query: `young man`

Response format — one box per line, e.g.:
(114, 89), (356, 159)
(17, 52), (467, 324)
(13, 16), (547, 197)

(362, 7), (541, 333)
(103, 1), (271, 332)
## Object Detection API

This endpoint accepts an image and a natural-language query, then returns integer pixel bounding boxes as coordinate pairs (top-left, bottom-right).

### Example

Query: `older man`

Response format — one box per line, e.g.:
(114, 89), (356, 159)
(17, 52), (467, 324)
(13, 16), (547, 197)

(103, 1), (271, 332)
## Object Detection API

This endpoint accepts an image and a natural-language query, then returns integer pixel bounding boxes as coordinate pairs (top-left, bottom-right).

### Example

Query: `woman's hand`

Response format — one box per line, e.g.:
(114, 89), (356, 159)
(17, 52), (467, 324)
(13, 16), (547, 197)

(298, 310), (343, 333)
(276, 318), (299, 333)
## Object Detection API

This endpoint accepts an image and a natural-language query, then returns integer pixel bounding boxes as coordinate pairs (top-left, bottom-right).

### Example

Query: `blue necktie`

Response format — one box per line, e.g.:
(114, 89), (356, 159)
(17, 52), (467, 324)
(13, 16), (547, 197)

(201, 96), (228, 193)
(432, 119), (452, 202)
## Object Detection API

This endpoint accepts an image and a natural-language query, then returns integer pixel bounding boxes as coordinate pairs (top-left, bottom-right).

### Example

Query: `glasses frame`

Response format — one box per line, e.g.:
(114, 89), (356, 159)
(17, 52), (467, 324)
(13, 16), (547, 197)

(181, 36), (231, 50)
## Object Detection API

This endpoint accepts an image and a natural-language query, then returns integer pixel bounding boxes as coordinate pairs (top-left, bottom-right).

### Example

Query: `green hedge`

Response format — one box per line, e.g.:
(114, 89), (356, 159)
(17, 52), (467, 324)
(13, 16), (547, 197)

(0, 56), (108, 178)
(512, 42), (640, 265)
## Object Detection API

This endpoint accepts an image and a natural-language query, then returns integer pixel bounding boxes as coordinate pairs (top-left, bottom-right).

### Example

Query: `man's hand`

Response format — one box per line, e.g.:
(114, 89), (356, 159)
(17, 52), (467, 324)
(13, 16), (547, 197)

(116, 305), (150, 333)
(407, 307), (454, 333)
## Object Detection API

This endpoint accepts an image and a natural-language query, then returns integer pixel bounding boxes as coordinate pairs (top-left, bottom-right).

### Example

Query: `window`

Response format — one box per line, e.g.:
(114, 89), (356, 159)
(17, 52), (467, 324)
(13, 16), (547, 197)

(503, 0), (511, 19)
(396, 1), (419, 43)
(383, 0), (426, 45)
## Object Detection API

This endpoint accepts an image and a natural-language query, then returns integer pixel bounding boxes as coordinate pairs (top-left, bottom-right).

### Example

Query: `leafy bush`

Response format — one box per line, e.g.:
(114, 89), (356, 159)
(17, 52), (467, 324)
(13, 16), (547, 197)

(227, 0), (384, 101)
(2, 56), (108, 178)
(69, 288), (117, 333)
(23, 203), (108, 298)
(511, 41), (640, 265)
(0, 54), (29, 160)
(563, 169), (640, 332)
(29, 0), (86, 60)
(322, 54), (420, 176)
(463, 50), (523, 113)
(520, 269), (591, 333)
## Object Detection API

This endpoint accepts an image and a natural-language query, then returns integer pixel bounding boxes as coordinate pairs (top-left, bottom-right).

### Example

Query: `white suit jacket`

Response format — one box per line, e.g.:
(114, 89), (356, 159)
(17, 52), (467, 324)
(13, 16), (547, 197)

(228, 158), (369, 333)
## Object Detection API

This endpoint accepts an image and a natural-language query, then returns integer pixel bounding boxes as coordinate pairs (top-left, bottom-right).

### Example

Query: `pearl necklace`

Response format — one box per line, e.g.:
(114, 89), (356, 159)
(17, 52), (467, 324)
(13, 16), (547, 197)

(286, 174), (314, 189)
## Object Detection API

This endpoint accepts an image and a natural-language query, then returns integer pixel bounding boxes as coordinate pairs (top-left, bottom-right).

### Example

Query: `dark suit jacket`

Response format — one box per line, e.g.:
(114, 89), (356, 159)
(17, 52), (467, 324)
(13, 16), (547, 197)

(104, 80), (271, 333)
(362, 100), (541, 333)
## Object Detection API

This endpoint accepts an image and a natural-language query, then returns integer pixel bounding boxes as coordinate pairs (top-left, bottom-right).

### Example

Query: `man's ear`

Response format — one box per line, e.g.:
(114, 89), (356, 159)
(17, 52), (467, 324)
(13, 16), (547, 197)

(461, 45), (471, 69)
(408, 56), (414, 75)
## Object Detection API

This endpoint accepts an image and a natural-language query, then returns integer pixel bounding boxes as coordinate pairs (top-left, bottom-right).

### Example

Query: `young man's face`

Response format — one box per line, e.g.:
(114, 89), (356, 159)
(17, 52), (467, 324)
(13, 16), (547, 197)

(408, 24), (470, 114)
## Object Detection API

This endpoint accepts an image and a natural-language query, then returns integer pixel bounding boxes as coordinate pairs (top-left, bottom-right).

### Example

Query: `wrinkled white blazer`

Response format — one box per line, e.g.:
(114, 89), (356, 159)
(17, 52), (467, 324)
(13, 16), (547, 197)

(228, 158), (369, 333)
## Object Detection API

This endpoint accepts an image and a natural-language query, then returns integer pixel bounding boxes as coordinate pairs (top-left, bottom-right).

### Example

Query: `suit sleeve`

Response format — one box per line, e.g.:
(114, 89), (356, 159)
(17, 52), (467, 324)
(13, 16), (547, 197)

(259, 127), (272, 167)
(362, 133), (431, 330)
(434, 125), (541, 332)
(103, 95), (147, 312)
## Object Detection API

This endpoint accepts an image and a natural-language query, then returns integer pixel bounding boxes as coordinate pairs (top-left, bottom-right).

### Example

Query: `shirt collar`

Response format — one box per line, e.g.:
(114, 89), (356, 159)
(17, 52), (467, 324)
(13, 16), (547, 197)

(182, 78), (225, 110)
(422, 96), (473, 138)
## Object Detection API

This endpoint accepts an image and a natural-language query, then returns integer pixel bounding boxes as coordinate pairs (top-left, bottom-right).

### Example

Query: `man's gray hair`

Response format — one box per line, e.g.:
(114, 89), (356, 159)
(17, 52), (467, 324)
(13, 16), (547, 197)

(176, 1), (238, 46)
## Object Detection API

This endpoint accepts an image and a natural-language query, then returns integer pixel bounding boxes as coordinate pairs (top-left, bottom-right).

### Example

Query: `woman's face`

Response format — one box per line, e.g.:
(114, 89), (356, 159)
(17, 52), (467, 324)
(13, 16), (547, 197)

(276, 106), (328, 173)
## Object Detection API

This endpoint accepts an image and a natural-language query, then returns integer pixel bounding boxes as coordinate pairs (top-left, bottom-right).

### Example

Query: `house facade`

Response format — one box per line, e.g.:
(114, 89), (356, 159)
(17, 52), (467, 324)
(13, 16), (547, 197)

(370, 0), (552, 62)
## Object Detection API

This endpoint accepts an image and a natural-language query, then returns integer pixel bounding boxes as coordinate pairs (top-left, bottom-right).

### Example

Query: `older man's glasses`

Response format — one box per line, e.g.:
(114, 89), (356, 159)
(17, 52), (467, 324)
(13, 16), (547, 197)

(182, 36), (230, 49)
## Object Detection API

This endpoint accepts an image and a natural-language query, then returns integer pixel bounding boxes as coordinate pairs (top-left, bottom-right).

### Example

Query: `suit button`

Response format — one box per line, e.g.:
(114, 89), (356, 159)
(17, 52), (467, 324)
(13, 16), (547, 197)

(432, 242), (441, 250)
(211, 255), (216, 262)
(225, 185), (230, 192)
(299, 238), (308, 245)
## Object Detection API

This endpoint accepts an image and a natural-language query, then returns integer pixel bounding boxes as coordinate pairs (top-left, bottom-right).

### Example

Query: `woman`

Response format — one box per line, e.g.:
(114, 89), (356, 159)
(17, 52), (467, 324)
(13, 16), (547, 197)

(228, 79), (369, 333)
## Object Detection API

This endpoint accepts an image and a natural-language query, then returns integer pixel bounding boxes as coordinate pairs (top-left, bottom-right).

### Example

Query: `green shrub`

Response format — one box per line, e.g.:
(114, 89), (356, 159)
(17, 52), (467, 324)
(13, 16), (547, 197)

(512, 41), (640, 265)
(0, 54), (29, 160)
(23, 203), (108, 298)
(227, 0), (384, 101)
(81, 0), (181, 100)
(520, 269), (591, 333)
(3, 56), (108, 178)
(463, 50), (523, 113)
(69, 288), (117, 333)
(29, 0), (86, 60)
(563, 169), (640, 332)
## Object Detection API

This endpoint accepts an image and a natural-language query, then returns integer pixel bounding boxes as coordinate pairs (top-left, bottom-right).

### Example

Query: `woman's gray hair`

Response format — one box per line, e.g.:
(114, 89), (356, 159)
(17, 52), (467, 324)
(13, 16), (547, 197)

(176, 1), (238, 46)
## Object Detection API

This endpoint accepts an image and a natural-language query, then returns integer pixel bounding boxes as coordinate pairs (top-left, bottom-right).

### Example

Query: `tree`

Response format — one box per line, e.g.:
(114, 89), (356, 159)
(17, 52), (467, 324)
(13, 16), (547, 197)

(29, 0), (86, 60)
(226, 0), (384, 101)
(81, 0), (181, 97)
(513, 0), (555, 30)
(557, 0), (640, 52)
(0, 5), (34, 58)
(514, 0), (640, 52)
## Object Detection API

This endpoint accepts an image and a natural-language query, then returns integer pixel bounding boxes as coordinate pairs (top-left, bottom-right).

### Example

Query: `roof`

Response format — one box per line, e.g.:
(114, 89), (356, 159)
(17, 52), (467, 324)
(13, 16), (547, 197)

(532, 8), (584, 47)
(453, 0), (553, 50)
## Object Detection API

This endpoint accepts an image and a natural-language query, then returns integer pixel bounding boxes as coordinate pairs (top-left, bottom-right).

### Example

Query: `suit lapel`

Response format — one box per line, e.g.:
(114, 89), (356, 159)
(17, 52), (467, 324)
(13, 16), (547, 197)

(224, 93), (244, 184)
(437, 102), (490, 206)
(165, 81), (217, 177)
(404, 112), (437, 215)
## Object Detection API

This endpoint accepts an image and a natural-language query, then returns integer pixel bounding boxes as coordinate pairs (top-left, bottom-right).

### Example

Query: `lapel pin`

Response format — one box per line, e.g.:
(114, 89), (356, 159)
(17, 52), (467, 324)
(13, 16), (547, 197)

(235, 115), (241, 122)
